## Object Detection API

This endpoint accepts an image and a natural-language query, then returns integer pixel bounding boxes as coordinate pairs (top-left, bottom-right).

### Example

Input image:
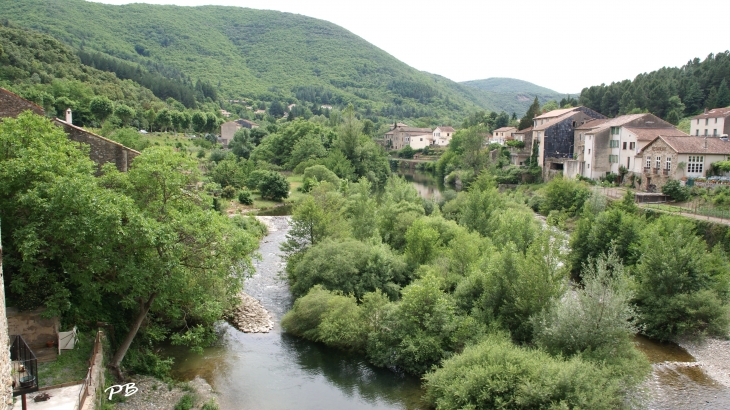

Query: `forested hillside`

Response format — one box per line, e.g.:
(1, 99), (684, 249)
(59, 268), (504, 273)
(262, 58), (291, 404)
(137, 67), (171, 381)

(579, 52), (730, 123)
(461, 77), (571, 115)
(0, 0), (492, 124)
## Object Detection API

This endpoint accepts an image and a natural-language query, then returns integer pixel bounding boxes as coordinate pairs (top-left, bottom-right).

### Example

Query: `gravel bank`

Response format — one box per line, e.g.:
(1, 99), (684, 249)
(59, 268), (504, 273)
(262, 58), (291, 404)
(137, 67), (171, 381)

(225, 292), (274, 333)
(679, 338), (730, 388)
(114, 376), (217, 410)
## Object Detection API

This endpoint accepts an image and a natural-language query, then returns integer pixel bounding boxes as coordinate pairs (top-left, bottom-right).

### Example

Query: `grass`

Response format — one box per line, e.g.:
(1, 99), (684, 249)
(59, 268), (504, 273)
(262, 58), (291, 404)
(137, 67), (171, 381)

(643, 203), (730, 220)
(37, 331), (94, 387)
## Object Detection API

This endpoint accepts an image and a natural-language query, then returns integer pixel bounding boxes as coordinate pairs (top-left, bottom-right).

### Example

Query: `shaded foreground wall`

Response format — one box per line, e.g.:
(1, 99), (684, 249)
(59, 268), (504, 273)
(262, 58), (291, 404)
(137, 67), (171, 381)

(53, 119), (140, 172)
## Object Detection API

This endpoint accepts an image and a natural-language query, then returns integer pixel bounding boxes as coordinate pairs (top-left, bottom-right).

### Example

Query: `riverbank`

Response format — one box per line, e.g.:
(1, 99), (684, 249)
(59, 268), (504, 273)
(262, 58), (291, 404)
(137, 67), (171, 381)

(225, 292), (274, 333)
(114, 376), (218, 410)
(679, 337), (730, 388)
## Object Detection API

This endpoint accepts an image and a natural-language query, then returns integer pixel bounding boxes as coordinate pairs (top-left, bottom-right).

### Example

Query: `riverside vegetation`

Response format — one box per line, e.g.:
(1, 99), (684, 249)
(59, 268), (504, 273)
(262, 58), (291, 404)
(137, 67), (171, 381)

(280, 120), (730, 409)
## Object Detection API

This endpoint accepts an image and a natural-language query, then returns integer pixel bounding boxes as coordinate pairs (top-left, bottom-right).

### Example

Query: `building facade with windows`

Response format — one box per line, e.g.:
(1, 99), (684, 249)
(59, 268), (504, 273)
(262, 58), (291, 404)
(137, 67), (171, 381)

(573, 113), (684, 180)
(635, 136), (730, 190)
(690, 107), (730, 137)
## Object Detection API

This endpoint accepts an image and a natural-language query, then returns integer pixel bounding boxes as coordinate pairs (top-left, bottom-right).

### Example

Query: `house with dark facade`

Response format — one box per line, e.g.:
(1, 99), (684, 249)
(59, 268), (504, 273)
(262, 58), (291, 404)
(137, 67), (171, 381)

(530, 107), (605, 179)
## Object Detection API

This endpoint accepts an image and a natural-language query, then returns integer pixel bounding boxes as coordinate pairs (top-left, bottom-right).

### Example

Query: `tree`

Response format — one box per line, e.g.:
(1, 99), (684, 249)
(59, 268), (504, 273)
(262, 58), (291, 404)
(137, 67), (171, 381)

(268, 100), (285, 117)
(114, 104), (136, 127)
(258, 171), (289, 201)
(89, 96), (114, 125)
(229, 128), (254, 159)
(191, 111), (207, 133)
(154, 109), (172, 132)
(716, 79), (730, 108)
(518, 97), (540, 130)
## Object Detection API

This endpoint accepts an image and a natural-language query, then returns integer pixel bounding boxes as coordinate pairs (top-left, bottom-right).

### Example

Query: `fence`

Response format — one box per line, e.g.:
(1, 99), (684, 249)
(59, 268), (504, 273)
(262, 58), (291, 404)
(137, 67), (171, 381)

(77, 330), (104, 410)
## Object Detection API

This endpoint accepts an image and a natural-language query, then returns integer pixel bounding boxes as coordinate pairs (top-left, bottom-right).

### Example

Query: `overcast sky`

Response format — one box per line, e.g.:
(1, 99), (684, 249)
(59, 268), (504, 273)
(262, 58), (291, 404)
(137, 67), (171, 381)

(91, 0), (729, 94)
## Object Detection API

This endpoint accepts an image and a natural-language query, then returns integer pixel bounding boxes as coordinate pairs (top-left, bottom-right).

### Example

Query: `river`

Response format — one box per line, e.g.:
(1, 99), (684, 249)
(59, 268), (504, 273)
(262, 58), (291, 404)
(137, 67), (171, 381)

(163, 168), (730, 409)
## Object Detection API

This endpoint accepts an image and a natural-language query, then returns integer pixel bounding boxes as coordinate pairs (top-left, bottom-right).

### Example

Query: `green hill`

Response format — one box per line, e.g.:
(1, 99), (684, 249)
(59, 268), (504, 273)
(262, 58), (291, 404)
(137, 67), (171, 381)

(0, 0), (497, 125)
(461, 78), (572, 115)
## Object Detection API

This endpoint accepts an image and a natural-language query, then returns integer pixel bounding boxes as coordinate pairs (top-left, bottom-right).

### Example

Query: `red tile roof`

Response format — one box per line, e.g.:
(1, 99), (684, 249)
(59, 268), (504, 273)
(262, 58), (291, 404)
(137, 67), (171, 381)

(625, 127), (689, 141)
(691, 107), (730, 120)
(640, 136), (730, 155)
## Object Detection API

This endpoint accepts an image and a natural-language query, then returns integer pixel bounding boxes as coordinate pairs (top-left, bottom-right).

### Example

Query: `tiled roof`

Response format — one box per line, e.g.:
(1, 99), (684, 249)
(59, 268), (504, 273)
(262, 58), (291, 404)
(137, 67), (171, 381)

(691, 107), (730, 120)
(514, 126), (533, 134)
(0, 87), (45, 114)
(533, 111), (580, 131)
(641, 136), (730, 155)
(574, 118), (609, 130)
(386, 126), (432, 134)
(437, 126), (456, 132)
(580, 114), (649, 133)
(534, 107), (580, 119)
(52, 118), (141, 154)
(625, 127), (689, 141)
(493, 126), (517, 133)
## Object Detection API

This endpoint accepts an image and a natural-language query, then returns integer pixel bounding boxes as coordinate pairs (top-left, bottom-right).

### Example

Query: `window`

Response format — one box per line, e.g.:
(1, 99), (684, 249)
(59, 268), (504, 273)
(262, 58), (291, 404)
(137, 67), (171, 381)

(697, 119), (700, 124)
(666, 157), (671, 171)
(687, 156), (704, 173)
(630, 142), (636, 150)
(706, 118), (709, 125)
(646, 158), (651, 169)
(705, 129), (708, 136)
(610, 140), (619, 148)
(609, 155), (619, 163)
(419, 138), (423, 141)
(656, 156), (661, 169)
(611, 126), (620, 135)
(696, 129), (700, 136)
(627, 157), (631, 168)
(580, 133), (583, 141)
(587, 163), (590, 169)
(715, 118), (718, 123)
(622, 142), (627, 150)
(588, 148), (591, 154)
(714, 129), (718, 136)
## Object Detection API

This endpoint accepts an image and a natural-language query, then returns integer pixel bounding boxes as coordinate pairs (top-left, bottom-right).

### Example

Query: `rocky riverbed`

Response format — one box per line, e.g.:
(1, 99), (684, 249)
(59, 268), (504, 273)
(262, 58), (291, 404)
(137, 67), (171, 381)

(679, 337), (730, 388)
(114, 376), (217, 410)
(225, 292), (274, 333)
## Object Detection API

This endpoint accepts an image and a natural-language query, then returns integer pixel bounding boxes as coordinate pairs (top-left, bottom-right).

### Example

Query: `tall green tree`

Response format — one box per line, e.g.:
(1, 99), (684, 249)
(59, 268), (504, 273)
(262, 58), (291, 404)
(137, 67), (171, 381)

(89, 96), (114, 125)
(518, 97), (540, 130)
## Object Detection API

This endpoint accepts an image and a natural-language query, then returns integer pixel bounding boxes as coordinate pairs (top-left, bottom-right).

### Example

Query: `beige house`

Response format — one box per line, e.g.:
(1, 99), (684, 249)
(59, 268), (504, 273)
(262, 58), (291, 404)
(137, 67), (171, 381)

(384, 126), (433, 150)
(573, 113), (684, 180)
(409, 134), (433, 150)
(635, 136), (730, 190)
(510, 127), (533, 166)
(690, 107), (730, 137)
(491, 127), (517, 145)
(433, 126), (455, 146)
(220, 119), (260, 147)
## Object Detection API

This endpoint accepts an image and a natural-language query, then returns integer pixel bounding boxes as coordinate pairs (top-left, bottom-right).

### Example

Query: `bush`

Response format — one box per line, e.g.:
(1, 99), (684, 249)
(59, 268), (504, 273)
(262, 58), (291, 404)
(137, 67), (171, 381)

(174, 393), (195, 410)
(258, 171), (290, 201)
(398, 145), (415, 159)
(540, 175), (590, 216)
(662, 179), (691, 202)
(221, 185), (236, 199)
(424, 333), (626, 410)
(505, 140), (525, 148)
(238, 189), (253, 205)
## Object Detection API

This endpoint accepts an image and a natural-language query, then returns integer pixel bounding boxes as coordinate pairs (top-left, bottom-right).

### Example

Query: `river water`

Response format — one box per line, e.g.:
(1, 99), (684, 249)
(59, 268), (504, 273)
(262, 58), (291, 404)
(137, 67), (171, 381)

(164, 168), (730, 409)
(165, 216), (427, 410)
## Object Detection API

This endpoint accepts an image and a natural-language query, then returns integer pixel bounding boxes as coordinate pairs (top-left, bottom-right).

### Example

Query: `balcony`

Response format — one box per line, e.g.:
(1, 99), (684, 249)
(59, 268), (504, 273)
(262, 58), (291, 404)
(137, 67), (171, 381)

(11, 335), (39, 396)
(663, 169), (670, 176)
(644, 167), (651, 174)
(653, 168), (659, 174)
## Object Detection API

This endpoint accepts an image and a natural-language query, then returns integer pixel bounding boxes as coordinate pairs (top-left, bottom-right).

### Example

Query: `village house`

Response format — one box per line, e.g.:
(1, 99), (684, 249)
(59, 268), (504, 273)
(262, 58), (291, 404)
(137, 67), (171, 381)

(530, 106), (605, 178)
(220, 119), (260, 148)
(432, 126), (455, 146)
(384, 125), (433, 150)
(690, 107), (730, 137)
(509, 127), (533, 166)
(572, 113), (685, 180)
(635, 135), (730, 190)
(491, 126), (517, 145)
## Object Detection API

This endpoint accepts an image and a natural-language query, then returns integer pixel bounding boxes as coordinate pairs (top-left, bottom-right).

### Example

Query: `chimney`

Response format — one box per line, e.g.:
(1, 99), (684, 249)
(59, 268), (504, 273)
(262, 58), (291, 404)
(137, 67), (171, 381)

(704, 107), (709, 114)
(704, 136), (708, 149)
(65, 108), (72, 125)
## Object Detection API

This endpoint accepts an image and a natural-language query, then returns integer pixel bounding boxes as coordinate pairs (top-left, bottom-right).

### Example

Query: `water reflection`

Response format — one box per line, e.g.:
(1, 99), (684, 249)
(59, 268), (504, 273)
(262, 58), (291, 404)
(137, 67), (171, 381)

(166, 216), (427, 410)
(395, 168), (445, 201)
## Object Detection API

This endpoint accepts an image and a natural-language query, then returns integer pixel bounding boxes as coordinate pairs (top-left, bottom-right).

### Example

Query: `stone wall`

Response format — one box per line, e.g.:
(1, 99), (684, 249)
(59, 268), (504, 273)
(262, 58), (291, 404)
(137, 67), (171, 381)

(0, 229), (13, 409)
(0, 88), (44, 119)
(53, 119), (140, 173)
(7, 308), (59, 350)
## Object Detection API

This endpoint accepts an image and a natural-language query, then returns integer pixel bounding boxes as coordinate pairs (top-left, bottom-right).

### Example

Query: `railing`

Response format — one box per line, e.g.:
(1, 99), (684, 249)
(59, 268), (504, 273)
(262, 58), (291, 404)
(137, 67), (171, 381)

(644, 167), (651, 174)
(653, 168), (659, 174)
(663, 169), (670, 176)
(10, 335), (39, 397)
(78, 331), (103, 410)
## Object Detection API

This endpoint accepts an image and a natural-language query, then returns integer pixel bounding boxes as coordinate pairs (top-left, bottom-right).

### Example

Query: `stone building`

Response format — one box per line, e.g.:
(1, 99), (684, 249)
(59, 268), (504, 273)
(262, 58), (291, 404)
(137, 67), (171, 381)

(0, 87), (139, 173)
(531, 107), (606, 179)
(52, 119), (140, 173)
(491, 126), (517, 145)
(572, 113), (685, 180)
(0, 88), (44, 118)
(383, 126), (433, 150)
(635, 136), (730, 190)
(509, 127), (533, 166)
(220, 119), (260, 147)
(0, 229), (12, 408)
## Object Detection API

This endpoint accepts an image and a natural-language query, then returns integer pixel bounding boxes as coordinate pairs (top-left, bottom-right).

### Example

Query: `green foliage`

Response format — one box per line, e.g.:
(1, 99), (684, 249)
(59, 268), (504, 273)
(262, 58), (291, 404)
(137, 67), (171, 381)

(258, 171), (289, 200)
(534, 251), (639, 357)
(282, 184), (349, 255)
(89, 95), (114, 124)
(424, 333), (627, 410)
(237, 189), (253, 205)
(287, 239), (406, 300)
(174, 394), (195, 410)
(221, 185), (236, 199)
(634, 217), (730, 340)
(301, 165), (340, 192)
(106, 128), (151, 152)
(539, 175), (590, 216)
(662, 179), (691, 202)
(398, 145), (415, 159)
